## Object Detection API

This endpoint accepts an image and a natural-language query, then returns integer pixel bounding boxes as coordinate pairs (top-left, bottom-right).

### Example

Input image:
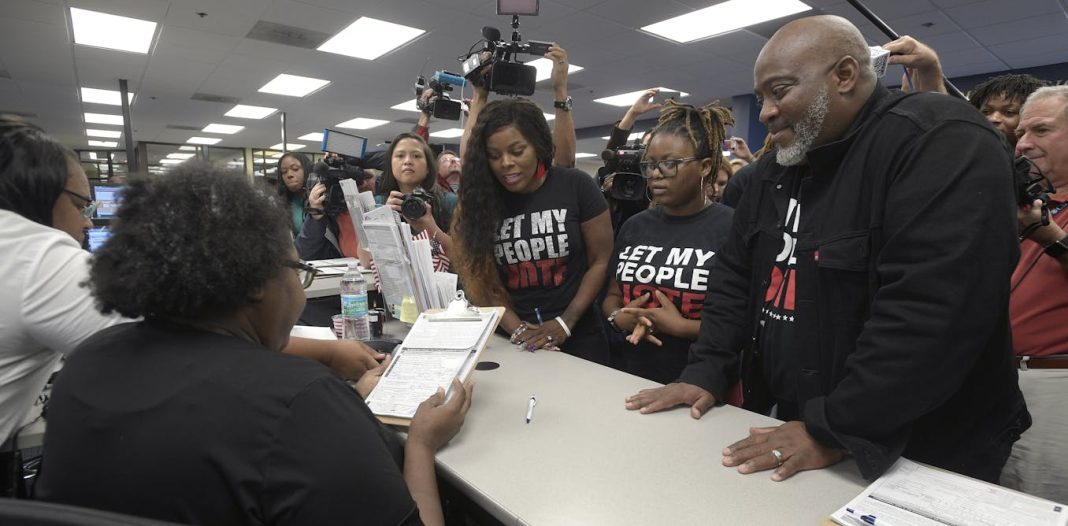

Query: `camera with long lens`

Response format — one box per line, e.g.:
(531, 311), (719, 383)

(598, 144), (647, 201)
(306, 155), (364, 217)
(415, 70), (465, 121)
(459, 20), (551, 97)
(399, 188), (437, 221)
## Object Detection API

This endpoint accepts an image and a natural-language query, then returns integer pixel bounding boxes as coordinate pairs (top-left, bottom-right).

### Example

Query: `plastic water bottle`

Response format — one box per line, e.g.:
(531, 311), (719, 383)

(340, 262), (370, 341)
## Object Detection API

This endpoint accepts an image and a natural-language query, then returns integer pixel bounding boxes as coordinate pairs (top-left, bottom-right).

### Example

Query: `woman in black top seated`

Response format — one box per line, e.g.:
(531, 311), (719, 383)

(36, 163), (471, 526)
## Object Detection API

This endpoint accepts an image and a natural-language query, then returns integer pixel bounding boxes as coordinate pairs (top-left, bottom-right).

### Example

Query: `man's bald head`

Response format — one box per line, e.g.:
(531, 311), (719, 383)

(760, 16), (874, 83)
(754, 16), (878, 165)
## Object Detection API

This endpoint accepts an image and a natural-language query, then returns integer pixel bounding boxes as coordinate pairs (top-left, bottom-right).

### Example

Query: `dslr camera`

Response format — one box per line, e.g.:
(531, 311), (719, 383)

(306, 155), (364, 217)
(415, 70), (465, 121)
(598, 143), (647, 201)
(399, 188), (438, 221)
(459, 23), (552, 97)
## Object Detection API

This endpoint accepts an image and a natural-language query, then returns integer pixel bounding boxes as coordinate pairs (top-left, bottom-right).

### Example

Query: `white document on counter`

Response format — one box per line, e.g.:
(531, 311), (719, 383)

(831, 458), (1067, 526)
(289, 325), (337, 340)
(365, 308), (502, 425)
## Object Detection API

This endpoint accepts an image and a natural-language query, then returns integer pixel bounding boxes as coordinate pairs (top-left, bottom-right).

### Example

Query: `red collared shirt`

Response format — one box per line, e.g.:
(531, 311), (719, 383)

(1010, 193), (1068, 356)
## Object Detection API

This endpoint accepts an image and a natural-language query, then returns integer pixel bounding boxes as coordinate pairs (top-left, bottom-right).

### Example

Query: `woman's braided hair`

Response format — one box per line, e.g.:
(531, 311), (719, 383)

(648, 100), (735, 181)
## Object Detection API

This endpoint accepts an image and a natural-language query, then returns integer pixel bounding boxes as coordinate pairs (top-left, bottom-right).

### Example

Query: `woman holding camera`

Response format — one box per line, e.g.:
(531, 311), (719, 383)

(453, 97), (613, 364)
(276, 152), (312, 236)
(37, 163), (472, 526)
(376, 133), (457, 238)
(605, 101), (735, 385)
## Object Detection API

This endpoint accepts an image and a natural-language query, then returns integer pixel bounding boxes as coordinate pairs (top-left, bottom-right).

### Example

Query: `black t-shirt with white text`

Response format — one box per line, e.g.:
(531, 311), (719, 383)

(496, 166), (608, 322)
(611, 203), (733, 383)
(759, 172), (804, 416)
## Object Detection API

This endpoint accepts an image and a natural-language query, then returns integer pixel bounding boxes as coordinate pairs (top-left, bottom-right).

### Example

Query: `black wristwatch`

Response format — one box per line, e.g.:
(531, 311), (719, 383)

(553, 96), (573, 112)
(1043, 236), (1068, 258)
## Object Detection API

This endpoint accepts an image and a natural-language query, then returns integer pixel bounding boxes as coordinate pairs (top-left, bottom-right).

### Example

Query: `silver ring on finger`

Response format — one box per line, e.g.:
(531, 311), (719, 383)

(771, 448), (784, 467)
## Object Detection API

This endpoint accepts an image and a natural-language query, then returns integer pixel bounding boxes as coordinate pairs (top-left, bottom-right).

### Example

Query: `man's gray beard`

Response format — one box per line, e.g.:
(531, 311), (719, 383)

(776, 86), (830, 166)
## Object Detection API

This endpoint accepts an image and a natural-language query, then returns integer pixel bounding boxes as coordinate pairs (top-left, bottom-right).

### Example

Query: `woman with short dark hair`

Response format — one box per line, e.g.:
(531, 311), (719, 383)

(37, 163), (471, 526)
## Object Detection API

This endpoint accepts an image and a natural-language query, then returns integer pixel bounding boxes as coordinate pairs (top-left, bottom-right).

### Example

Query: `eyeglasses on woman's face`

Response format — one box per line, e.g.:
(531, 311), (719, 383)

(282, 260), (319, 289)
(637, 157), (702, 178)
(63, 189), (98, 219)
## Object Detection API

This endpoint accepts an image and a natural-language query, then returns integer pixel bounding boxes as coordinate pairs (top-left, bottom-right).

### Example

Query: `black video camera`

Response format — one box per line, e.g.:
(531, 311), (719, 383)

(459, 24), (552, 97)
(399, 188), (437, 221)
(415, 71), (464, 121)
(1014, 155), (1054, 206)
(306, 155), (364, 217)
(598, 144), (647, 201)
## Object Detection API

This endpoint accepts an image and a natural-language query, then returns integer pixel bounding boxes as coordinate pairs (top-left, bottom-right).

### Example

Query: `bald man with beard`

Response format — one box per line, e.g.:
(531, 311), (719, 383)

(626, 15), (1030, 482)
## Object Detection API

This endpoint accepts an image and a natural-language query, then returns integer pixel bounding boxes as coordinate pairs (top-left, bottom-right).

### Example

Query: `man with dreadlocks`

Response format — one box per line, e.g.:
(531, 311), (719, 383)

(602, 101), (735, 385)
(625, 15), (1030, 483)
(969, 73), (1048, 148)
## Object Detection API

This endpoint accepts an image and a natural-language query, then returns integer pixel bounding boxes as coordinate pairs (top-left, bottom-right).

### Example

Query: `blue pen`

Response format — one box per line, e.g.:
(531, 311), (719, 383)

(845, 508), (894, 526)
(534, 307), (544, 325)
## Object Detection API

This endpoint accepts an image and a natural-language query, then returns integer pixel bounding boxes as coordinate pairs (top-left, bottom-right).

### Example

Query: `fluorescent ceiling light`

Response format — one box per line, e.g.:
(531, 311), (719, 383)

(166, 153), (196, 160)
(429, 128), (465, 139)
(391, 99), (420, 112)
(186, 137), (221, 145)
(69, 7), (157, 54)
(80, 87), (135, 106)
(269, 143), (305, 151)
(86, 128), (121, 138)
(336, 117), (389, 130)
(254, 158), (274, 164)
(88, 140), (117, 147)
(575, 153), (598, 159)
(526, 58), (584, 83)
(299, 132), (324, 142)
(318, 17), (425, 60)
(258, 74), (330, 98)
(594, 87), (690, 107)
(179, 145), (198, 151)
(600, 132), (647, 142)
(202, 123), (245, 134)
(642, 0), (812, 43)
(270, 152), (284, 158)
(159, 159), (184, 165)
(225, 104), (278, 119)
(84, 112), (124, 125)
(88, 152), (98, 160)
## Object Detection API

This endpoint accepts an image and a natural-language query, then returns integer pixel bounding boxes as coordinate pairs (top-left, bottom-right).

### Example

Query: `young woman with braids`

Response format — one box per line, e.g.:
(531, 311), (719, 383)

(602, 101), (737, 384)
(452, 98), (614, 364)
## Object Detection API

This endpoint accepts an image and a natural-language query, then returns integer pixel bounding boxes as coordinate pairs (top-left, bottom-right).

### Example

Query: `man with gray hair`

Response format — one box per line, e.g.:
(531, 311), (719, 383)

(1002, 85), (1068, 503)
(626, 15), (1030, 483)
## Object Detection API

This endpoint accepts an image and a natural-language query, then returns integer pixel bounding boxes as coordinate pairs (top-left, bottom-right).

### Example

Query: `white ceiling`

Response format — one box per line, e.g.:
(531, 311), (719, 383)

(2, 0), (1067, 160)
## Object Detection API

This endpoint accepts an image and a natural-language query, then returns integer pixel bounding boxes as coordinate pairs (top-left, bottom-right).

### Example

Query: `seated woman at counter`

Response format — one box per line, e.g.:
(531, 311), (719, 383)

(36, 163), (472, 526)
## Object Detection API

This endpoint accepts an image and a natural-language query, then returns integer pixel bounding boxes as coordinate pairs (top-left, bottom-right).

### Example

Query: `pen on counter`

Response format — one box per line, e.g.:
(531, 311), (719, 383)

(526, 394), (537, 424)
(534, 307), (544, 325)
(846, 508), (893, 526)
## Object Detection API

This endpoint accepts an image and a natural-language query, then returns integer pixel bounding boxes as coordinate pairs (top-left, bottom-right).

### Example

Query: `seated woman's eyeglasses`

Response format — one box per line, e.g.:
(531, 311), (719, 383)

(283, 260), (319, 289)
(638, 157), (701, 178)
(63, 189), (98, 219)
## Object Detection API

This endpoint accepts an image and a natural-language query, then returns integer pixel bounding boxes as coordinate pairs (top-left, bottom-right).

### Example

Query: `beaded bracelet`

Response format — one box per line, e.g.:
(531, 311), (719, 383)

(509, 322), (529, 344)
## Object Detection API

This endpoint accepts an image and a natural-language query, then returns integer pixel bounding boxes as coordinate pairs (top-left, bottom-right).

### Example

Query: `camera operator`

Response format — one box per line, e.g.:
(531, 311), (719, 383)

(605, 88), (661, 151)
(296, 159), (372, 261)
(1002, 85), (1068, 504)
(460, 43), (577, 168)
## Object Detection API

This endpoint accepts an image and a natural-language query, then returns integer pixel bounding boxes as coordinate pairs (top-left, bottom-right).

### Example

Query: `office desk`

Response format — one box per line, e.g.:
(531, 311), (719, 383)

(434, 334), (869, 526)
(305, 275), (342, 299)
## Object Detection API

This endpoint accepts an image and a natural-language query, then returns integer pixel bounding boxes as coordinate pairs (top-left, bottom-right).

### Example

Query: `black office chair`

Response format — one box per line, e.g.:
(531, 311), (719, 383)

(0, 499), (186, 526)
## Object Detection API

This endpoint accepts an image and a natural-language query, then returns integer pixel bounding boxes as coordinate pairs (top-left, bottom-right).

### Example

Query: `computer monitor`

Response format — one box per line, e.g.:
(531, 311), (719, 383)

(86, 226), (112, 252)
(91, 184), (123, 219)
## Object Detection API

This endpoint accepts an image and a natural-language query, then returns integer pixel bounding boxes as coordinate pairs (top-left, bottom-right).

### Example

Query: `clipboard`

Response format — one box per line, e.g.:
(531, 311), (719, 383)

(365, 306), (504, 427)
